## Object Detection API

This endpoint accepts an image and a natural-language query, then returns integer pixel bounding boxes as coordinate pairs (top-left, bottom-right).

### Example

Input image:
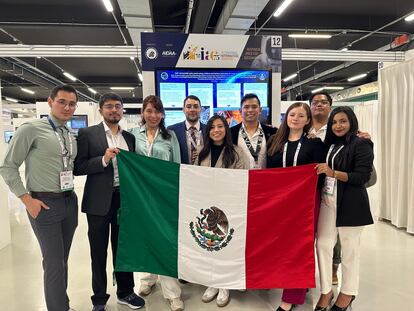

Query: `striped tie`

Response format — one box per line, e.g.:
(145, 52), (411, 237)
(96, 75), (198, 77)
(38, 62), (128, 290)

(189, 126), (198, 165)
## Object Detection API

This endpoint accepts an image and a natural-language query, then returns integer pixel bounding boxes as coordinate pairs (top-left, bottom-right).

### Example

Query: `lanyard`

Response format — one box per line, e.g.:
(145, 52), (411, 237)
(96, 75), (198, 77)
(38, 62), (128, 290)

(48, 117), (73, 170)
(146, 128), (159, 156)
(326, 144), (344, 171)
(282, 137), (303, 168)
(241, 126), (264, 162)
(186, 127), (200, 149)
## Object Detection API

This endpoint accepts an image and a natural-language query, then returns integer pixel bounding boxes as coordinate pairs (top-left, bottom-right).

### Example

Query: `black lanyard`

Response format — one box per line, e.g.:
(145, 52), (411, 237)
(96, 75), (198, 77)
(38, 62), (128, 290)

(240, 126), (264, 162)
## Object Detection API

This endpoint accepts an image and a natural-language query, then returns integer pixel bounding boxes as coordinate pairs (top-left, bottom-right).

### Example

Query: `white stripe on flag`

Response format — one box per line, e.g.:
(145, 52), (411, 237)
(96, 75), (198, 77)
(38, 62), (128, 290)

(178, 165), (249, 289)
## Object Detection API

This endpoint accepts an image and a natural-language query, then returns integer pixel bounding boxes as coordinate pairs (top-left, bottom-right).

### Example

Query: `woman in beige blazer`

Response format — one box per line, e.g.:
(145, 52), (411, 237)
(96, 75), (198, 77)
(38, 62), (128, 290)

(196, 115), (249, 307)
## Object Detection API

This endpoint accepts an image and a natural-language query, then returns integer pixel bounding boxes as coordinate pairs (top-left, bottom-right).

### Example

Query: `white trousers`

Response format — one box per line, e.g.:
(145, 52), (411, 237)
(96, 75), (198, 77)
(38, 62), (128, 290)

(316, 202), (364, 295)
(140, 273), (182, 299)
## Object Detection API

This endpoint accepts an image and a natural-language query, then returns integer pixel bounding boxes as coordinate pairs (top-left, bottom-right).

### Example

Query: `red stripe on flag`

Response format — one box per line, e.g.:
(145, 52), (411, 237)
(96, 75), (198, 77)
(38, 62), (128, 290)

(245, 164), (318, 289)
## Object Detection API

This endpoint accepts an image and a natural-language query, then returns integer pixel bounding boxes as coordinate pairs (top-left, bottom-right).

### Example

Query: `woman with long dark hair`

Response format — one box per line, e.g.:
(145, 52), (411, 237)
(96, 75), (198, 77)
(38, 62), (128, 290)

(314, 106), (374, 311)
(129, 95), (183, 311)
(197, 115), (249, 307)
(267, 102), (325, 311)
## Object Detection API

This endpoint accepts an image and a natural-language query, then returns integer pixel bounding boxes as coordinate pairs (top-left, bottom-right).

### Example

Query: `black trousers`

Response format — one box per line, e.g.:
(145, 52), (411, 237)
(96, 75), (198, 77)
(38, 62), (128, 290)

(87, 190), (134, 306)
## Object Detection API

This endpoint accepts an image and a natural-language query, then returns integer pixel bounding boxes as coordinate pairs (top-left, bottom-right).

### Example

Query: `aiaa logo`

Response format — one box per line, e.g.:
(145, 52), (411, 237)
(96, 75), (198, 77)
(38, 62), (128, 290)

(145, 47), (158, 60)
(162, 50), (176, 56)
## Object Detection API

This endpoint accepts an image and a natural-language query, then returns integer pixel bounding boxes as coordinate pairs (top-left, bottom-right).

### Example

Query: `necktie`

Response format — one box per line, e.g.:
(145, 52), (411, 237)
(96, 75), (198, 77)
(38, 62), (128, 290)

(189, 127), (198, 165)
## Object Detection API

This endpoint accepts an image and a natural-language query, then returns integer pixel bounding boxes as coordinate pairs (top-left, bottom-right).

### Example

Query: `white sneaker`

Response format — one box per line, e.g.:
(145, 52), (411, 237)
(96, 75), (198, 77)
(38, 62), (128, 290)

(138, 283), (153, 296)
(202, 287), (219, 303)
(216, 289), (230, 307)
(169, 297), (184, 311)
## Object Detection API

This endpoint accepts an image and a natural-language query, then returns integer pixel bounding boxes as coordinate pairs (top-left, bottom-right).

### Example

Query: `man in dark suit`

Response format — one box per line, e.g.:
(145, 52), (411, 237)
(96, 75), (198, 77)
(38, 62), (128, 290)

(230, 93), (277, 169)
(168, 95), (206, 164)
(74, 93), (145, 311)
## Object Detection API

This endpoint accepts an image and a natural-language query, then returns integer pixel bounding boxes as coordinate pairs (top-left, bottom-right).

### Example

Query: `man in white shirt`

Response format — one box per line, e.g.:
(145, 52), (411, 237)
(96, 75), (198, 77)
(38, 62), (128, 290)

(74, 93), (145, 311)
(230, 93), (277, 169)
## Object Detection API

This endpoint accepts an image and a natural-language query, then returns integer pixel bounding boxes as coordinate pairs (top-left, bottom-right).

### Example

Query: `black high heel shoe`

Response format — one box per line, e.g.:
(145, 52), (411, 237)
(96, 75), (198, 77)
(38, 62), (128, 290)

(314, 292), (334, 311)
(330, 295), (355, 311)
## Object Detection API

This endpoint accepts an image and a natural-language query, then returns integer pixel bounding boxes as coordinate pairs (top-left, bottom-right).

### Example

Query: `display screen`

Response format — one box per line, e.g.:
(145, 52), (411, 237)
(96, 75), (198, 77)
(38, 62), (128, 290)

(155, 68), (271, 126)
(40, 114), (88, 133)
(4, 131), (13, 143)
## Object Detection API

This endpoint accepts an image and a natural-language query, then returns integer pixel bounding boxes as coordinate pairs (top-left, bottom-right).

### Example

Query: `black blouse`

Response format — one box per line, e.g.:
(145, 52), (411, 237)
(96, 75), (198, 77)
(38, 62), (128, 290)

(210, 144), (225, 167)
(267, 136), (325, 168)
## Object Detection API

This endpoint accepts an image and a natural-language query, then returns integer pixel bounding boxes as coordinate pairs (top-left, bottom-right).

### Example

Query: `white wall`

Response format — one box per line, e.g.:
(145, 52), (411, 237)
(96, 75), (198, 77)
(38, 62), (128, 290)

(0, 80), (12, 250)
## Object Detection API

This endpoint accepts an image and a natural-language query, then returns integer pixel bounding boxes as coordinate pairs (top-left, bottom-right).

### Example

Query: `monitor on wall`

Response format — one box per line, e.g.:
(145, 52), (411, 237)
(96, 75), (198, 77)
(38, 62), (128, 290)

(155, 68), (271, 126)
(39, 114), (88, 133)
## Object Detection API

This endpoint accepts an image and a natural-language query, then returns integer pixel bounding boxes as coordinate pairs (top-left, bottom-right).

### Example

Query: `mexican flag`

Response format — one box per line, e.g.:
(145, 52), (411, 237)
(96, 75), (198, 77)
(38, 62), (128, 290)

(115, 150), (318, 289)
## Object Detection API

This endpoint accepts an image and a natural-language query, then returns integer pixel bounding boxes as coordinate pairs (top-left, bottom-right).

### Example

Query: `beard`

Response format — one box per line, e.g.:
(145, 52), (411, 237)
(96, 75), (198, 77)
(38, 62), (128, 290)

(104, 116), (121, 124)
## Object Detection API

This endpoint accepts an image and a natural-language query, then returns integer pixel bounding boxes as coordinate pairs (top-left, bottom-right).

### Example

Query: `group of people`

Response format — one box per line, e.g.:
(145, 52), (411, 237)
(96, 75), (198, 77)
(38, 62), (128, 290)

(0, 84), (374, 311)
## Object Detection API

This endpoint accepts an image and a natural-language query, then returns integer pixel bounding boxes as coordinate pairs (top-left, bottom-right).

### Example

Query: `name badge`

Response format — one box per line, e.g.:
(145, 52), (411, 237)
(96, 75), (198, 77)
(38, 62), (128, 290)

(60, 171), (74, 191)
(323, 177), (336, 195)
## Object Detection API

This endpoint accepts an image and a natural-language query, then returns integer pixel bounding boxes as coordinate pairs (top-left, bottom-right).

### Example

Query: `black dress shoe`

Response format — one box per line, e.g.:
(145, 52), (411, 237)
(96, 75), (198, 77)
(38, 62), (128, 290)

(330, 296), (355, 311)
(314, 292), (334, 311)
(276, 305), (295, 311)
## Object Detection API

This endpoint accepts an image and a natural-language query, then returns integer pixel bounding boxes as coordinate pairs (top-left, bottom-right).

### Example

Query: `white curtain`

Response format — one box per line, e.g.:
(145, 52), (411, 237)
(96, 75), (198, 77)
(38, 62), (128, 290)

(354, 101), (379, 215)
(377, 59), (414, 233)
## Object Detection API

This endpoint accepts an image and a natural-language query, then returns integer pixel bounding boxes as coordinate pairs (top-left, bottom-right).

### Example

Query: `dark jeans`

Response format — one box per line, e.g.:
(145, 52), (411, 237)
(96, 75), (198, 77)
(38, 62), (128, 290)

(28, 192), (78, 311)
(87, 190), (135, 306)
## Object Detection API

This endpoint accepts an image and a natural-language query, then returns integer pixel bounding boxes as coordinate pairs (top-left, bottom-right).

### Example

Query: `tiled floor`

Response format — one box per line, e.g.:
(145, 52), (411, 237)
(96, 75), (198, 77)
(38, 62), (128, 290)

(1, 191), (413, 311)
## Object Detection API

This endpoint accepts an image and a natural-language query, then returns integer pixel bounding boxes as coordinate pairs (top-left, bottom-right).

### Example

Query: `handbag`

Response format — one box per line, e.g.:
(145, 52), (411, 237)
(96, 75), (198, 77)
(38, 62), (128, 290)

(365, 165), (377, 188)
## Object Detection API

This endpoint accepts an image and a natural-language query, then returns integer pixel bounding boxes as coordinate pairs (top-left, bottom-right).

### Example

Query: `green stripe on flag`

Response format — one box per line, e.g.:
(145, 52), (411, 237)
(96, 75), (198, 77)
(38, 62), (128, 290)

(115, 150), (180, 277)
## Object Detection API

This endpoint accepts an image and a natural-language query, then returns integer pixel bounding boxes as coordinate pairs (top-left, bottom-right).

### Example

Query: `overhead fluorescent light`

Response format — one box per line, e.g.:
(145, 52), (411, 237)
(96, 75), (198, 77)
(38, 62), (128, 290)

(21, 87), (35, 95)
(324, 86), (345, 90)
(288, 33), (332, 39)
(102, 0), (113, 12)
(311, 87), (325, 94)
(110, 87), (134, 91)
(63, 72), (77, 82)
(283, 73), (297, 82)
(405, 12), (414, 22)
(273, 0), (295, 17)
(138, 73), (143, 82)
(88, 87), (97, 94)
(5, 97), (19, 103)
(347, 73), (367, 82)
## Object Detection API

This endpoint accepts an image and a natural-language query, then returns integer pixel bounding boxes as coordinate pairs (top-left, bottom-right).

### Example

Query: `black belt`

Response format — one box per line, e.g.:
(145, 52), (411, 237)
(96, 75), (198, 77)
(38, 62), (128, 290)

(31, 191), (73, 199)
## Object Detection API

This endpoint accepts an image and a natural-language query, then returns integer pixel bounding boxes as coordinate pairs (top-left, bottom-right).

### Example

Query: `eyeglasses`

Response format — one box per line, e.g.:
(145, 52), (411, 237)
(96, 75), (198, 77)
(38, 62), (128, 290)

(56, 99), (77, 109)
(102, 104), (123, 110)
(311, 100), (330, 106)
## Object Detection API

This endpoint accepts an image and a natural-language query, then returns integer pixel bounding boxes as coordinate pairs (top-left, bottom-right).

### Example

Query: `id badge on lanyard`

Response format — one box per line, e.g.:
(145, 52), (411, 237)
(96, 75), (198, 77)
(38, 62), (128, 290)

(48, 117), (74, 191)
(323, 144), (344, 196)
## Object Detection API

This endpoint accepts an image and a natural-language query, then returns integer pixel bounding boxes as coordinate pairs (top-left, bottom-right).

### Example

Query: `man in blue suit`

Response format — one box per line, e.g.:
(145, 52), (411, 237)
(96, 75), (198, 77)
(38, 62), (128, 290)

(168, 95), (206, 164)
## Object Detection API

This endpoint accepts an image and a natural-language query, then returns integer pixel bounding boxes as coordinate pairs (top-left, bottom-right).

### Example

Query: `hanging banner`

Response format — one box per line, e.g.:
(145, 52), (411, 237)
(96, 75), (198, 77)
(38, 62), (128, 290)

(141, 33), (282, 73)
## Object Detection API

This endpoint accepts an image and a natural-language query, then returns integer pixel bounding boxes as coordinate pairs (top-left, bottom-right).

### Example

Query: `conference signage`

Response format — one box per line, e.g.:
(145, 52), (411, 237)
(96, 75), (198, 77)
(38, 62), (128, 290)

(141, 33), (282, 73)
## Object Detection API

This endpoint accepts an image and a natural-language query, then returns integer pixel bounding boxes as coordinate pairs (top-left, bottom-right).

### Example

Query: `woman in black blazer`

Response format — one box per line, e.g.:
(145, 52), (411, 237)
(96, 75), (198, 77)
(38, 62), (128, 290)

(315, 106), (374, 311)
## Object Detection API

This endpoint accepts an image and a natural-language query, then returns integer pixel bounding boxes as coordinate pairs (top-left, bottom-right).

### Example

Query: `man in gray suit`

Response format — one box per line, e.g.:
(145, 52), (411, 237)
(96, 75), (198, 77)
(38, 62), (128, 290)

(74, 93), (144, 311)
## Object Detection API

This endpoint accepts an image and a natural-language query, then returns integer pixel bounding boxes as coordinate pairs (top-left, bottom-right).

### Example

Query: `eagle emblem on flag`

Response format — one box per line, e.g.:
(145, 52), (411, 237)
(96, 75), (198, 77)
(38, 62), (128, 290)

(189, 206), (234, 252)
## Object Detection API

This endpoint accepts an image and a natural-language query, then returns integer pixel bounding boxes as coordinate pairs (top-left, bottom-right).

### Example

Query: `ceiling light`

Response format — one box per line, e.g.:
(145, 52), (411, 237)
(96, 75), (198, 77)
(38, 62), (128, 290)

(88, 88), (97, 94)
(21, 88), (35, 95)
(102, 0), (113, 12)
(324, 86), (344, 90)
(273, 0), (295, 17)
(110, 87), (134, 91)
(63, 72), (77, 82)
(288, 33), (332, 39)
(341, 47), (348, 51)
(311, 87), (325, 94)
(405, 12), (414, 22)
(5, 97), (19, 103)
(138, 73), (143, 82)
(283, 73), (297, 82)
(347, 73), (367, 82)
